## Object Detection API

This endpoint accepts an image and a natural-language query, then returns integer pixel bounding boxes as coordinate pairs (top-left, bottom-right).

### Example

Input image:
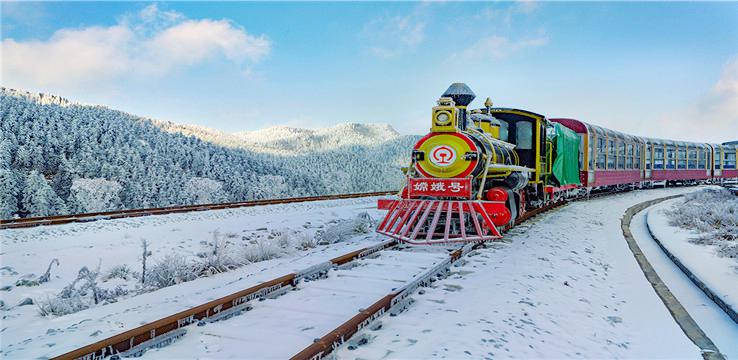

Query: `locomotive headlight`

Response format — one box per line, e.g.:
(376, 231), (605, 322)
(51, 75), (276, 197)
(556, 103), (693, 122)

(435, 111), (452, 125)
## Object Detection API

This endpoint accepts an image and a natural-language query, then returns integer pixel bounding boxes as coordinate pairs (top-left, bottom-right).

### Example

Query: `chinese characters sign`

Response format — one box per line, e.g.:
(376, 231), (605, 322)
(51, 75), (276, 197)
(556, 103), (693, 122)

(407, 177), (472, 198)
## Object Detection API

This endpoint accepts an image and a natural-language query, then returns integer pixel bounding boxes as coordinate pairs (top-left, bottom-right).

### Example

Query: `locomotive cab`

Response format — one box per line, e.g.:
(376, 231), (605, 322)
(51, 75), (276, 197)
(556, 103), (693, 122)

(489, 109), (547, 184)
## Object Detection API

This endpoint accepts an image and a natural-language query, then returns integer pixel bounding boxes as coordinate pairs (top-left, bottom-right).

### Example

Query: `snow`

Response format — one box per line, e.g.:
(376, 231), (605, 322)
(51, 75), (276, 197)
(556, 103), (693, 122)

(0, 196), (387, 358)
(144, 248), (450, 359)
(3, 186), (735, 359)
(337, 187), (707, 359)
(631, 204), (738, 357)
(647, 197), (738, 322)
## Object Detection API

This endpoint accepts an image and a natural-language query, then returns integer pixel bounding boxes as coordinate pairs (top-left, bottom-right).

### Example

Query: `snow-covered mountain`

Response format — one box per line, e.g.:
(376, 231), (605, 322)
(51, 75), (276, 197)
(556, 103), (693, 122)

(154, 121), (402, 155)
(0, 88), (418, 218)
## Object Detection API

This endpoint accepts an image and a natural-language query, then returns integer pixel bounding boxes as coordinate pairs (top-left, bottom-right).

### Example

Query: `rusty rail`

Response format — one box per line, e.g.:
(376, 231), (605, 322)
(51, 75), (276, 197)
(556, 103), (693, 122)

(1, 191), (396, 230)
(291, 200), (566, 360)
(51, 239), (398, 360)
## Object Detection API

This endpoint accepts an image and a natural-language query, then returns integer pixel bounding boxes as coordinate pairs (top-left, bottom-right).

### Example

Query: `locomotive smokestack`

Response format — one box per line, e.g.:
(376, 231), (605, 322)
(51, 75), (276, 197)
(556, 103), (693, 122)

(442, 83), (475, 131)
(442, 83), (476, 107)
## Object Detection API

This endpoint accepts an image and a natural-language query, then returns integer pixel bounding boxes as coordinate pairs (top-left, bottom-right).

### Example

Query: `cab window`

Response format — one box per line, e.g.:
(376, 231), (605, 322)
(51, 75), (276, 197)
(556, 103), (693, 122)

(498, 121), (509, 142)
(516, 121), (533, 150)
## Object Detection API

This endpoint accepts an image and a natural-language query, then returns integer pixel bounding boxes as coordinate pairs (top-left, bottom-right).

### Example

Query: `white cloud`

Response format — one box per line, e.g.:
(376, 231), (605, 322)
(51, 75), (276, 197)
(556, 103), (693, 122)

(362, 9), (427, 59)
(456, 35), (548, 60)
(647, 57), (738, 142)
(703, 57), (738, 120)
(1, 5), (271, 89)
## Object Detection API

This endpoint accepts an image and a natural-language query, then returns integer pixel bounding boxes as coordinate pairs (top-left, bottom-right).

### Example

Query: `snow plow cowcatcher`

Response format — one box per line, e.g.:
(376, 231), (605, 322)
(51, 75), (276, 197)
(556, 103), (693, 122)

(376, 178), (506, 245)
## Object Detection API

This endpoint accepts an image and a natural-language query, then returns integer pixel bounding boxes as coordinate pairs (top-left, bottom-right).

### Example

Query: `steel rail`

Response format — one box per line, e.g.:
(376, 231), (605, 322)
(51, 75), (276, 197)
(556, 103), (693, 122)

(0, 191), (396, 230)
(290, 199), (566, 360)
(50, 239), (398, 360)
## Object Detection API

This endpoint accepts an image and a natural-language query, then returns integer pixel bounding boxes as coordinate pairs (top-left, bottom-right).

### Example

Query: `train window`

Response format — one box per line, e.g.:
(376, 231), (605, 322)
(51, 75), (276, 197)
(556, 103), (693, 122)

(597, 138), (606, 169)
(645, 144), (652, 170)
(654, 146), (664, 169)
(617, 142), (625, 169)
(699, 149), (707, 169)
(677, 147), (687, 169)
(635, 145), (641, 170)
(688, 149), (698, 169)
(725, 151), (737, 169)
(715, 148), (722, 169)
(607, 139), (616, 169)
(626, 144), (633, 169)
(498, 120), (509, 142)
(589, 135), (595, 170)
(666, 146), (676, 169)
(516, 121), (533, 150)
(700, 149), (712, 169)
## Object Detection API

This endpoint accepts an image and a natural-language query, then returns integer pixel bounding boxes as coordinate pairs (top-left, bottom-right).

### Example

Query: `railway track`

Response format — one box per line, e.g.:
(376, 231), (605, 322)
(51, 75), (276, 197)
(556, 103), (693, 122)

(50, 192), (566, 360)
(0, 191), (395, 230)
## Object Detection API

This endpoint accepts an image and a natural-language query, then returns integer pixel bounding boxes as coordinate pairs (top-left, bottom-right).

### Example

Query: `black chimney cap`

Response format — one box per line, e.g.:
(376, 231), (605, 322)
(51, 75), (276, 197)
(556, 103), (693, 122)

(442, 83), (476, 107)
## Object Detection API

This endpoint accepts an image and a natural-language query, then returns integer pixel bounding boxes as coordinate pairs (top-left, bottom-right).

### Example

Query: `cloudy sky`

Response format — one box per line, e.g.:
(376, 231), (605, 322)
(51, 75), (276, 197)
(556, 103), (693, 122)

(2, 1), (737, 142)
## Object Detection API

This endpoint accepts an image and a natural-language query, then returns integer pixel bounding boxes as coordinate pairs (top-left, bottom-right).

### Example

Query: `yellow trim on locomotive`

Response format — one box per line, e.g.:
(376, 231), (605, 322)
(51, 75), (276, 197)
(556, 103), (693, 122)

(414, 133), (478, 178)
(431, 97), (458, 133)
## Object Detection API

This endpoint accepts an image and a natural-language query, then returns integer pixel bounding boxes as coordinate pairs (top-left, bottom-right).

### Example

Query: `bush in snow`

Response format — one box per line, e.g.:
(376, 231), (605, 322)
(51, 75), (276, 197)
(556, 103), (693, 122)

(197, 231), (241, 275)
(241, 239), (284, 263)
(38, 262), (128, 316)
(296, 232), (317, 250)
(315, 212), (376, 245)
(145, 254), (199, 289)
(102, 264), (133, 282)
(69, 178), (122, 213)
(38, 293), (88, 316)
(666, 188), (738, 260)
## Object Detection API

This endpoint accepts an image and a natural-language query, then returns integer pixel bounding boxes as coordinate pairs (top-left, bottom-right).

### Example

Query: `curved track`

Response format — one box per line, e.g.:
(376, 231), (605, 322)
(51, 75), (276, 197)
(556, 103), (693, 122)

(621, 196), (724, 360)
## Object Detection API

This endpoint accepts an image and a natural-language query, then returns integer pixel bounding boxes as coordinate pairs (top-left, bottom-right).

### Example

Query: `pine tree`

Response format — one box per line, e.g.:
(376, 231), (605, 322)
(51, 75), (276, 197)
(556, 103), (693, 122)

(22, 171), (65, 216)
(0, 169), (20, 219)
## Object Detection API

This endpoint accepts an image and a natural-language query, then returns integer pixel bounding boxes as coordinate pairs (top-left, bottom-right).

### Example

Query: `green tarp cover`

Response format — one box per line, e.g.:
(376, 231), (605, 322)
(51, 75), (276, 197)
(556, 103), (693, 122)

(552, 123), (581, 186)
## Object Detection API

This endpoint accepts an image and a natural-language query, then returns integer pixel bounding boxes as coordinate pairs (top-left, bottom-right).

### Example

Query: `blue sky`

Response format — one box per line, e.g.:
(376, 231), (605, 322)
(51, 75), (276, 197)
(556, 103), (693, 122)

(2, 1), (737, 142)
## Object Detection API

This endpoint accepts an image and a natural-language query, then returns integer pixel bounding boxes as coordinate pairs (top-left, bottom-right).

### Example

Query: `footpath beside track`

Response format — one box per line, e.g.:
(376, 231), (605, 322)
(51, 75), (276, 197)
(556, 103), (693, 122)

(0, 191), (395, 230)
(621, 196), (724, 360)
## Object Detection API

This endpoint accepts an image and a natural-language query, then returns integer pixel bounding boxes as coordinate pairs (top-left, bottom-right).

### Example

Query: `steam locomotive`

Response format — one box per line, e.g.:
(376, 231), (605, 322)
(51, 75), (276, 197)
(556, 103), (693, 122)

(377, 83), (738, 245)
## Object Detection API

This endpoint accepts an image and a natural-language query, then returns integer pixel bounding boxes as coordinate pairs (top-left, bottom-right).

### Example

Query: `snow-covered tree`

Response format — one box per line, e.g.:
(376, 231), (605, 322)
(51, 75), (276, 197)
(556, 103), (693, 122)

(69, 178), (122, 213)
(21, 171), (65, 216)
(0, 169), (20, 218)
(0, 87), (416, 218)
(183, 177), (226, 204)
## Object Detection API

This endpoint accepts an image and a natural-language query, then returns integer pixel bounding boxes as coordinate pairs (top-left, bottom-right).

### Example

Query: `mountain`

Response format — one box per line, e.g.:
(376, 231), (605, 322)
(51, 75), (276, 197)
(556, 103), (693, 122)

(0, 88), (419, 218)
(154, 121), (402, 155)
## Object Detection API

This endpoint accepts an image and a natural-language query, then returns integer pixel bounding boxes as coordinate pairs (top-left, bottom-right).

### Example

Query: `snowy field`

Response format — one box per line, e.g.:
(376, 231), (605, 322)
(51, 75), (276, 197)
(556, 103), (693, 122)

(0, 196), (386, 358)
(3, 187), (736, 359)
(647, 193), (738, 323)
(337, 187), (713, 359)
(632, 200), (738, 358)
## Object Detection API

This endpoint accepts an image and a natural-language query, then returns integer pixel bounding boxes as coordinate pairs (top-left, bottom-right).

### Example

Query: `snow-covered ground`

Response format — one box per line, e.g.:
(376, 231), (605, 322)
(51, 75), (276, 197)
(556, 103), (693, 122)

(633, 202), (738, 358)
(647, 196), (738, 323)
(0, 196), (386, 358)
(337, 187), (711, 359)
(4, 187), (736, 359)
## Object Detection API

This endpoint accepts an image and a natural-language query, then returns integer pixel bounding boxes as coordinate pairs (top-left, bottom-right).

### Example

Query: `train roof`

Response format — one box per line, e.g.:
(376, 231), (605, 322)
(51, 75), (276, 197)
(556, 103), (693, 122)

(489, 107), (546, 119)
(550, 117), (710, 149)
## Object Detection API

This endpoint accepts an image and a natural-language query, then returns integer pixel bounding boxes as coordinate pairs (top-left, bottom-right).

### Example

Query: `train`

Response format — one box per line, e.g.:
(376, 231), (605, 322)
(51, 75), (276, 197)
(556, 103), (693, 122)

(376, 83), (738, 245)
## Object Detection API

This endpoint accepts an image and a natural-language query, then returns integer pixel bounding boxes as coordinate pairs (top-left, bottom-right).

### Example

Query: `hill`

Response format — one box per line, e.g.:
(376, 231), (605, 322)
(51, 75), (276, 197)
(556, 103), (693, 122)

(0, 88), (418, 218)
